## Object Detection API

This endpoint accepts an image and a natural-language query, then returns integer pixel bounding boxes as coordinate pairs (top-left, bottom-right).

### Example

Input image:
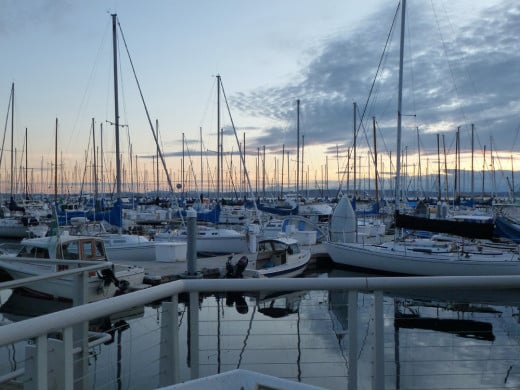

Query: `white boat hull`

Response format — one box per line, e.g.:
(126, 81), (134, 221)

(105, 243), (157, 262)
(0, 258), (144, 302)
(197, 236), (248, 254)
(325, 241), (520, 276)
(251, 250), (311, 278)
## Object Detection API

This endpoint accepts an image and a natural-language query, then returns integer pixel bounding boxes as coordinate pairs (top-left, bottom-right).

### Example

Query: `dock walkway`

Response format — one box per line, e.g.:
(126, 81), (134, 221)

(115, 243), (329, 285)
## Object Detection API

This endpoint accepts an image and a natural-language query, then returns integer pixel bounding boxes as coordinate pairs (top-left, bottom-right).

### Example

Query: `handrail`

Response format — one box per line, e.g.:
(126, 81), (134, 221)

(1, 274), (520, 346)
(0, 261), (113, 290)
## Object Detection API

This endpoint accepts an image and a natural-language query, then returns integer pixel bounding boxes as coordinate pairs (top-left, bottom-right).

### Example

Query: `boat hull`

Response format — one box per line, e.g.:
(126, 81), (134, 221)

(325, 241), (520, 276)
(0, 258), (144, 302)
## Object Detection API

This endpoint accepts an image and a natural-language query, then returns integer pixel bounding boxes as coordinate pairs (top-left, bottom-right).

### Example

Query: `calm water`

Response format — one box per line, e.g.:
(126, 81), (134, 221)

(2, 261), (520, 389)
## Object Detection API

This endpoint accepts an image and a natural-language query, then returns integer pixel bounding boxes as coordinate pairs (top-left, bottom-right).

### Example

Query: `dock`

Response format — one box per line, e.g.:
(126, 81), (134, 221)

(116, 243), (330, 286)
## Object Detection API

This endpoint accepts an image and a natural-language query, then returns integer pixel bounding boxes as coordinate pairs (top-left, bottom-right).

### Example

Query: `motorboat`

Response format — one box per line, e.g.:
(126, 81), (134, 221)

(65, 218), (181, 262)
(224, 236), (311, 278)
(0, 231), (145, 302)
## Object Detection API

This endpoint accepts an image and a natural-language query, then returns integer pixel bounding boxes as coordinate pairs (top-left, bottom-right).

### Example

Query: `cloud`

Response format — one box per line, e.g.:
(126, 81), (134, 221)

(230, 1), (520, 162)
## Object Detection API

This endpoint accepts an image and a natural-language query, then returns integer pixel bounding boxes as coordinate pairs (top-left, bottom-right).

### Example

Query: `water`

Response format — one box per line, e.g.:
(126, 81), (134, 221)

(2, 263), (520, 389)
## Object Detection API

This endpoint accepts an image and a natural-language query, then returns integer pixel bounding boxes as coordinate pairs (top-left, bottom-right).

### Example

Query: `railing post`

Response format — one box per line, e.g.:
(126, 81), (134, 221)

(73, 270), (89, 390)
(348, 290), (358, 390)
(373, 290), (385, 390)
(63, 327), (74, 389)
(189, 291), (200, 379)
(159, 295), (180, 386)
(36, 334), (48, 390)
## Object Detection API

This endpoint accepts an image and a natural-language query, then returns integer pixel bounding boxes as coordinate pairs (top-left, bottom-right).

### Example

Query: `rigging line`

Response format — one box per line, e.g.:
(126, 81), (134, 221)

(183, 136), (200, 193)
(405, 2), (419, 132)
(355, 107), (388, 199)
(354, 2), (400, 143)
(116, 20), (177, 204)
(69, 19), (111, 153)
(219, 79), (257, 210)
(437, 1), (485, 151)
(198, 78), (217, 129)
(0, 87), (13, 172)
(79, 126), (93, 199)
(336, 3), (399, 197)
(430, 1), (482, 150)
(223, 146), (240, 199)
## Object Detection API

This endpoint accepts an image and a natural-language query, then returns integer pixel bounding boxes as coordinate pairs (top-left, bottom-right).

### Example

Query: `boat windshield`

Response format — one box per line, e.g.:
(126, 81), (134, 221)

(287, 243), (301, 255)
(17, 245), (49, 259)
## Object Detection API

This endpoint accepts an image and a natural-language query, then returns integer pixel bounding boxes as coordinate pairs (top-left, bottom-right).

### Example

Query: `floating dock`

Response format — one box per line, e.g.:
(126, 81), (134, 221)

(116, 243), (330, 286)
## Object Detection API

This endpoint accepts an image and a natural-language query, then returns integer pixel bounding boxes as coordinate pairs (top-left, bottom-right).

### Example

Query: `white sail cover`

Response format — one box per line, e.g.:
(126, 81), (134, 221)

(329, 197), (356, 243)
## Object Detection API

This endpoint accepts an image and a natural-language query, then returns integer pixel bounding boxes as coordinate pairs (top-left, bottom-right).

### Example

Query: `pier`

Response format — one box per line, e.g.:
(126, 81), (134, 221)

(122, 243), (330, 286)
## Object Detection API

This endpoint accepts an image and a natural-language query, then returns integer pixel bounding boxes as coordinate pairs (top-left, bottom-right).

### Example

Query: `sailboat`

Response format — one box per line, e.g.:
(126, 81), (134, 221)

(0, 84), (47, 239)
(324, 0), (520, 276)
(86, 14), (186, 262)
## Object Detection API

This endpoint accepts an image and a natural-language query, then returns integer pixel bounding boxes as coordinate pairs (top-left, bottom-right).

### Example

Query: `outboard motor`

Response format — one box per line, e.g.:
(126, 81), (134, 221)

(225, 255), (249, 278)
(235, 256), (248, 277)
(99, 268), (119, 287)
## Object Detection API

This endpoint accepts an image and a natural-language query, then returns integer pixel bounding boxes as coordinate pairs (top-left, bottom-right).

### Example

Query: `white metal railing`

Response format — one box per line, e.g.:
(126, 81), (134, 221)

(0, 259), (113, 290)
(1, 275), (520, 389)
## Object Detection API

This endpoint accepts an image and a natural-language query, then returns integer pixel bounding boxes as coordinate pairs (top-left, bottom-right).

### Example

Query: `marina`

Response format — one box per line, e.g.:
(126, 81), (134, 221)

(1, 0), (520, 388)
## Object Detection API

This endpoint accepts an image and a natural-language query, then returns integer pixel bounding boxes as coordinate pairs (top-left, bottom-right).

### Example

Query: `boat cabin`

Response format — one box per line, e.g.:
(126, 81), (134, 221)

(17, 236), (107, 261)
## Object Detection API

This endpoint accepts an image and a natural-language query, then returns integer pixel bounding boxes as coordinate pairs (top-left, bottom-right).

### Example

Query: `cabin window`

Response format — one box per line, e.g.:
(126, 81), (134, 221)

(287, 244), (300, 254)
(95, 241), (105, 258)
(258, 242), (272, 252)
(18, 246), (49, 259)
(272, 242), (287, 252)
(61, 242), (80, 260)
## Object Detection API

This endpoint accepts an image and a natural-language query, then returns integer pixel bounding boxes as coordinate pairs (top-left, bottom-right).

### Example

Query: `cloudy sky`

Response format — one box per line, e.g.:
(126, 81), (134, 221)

(1, 0), (518, 193)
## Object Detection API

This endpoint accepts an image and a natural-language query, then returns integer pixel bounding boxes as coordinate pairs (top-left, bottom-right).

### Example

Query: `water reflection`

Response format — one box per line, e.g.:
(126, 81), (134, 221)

(2, 267), (520, 389)
(329, 268), (520, 389)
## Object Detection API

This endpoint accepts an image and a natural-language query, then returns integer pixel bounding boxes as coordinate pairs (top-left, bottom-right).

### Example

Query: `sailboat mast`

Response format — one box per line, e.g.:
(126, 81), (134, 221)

(54, 118), (58, 203)
(25, 127), (28, 199)
(216, 74), (221, 200)
(373, 117), (379, 205)
(395, 0), (406, 207)
(10, 83), (14, 201)
(92, 118), (98, 212)
(296, 99), (300, 199)
(471, 124), (474, 199)
(112, 13), (121, 200)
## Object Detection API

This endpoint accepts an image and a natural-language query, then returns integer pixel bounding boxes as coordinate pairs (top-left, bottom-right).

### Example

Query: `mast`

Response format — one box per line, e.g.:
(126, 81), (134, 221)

(92, 118), (98, 212)
(54, 118), (58, 203)
(24, 127), (28, 199)
(100, 122), (104, 197)
(471, 124), (474, 199)
(353, 102), (357, 200)
(10, 83), (14, 201)
(296, 99), (300, 199)
(112, 13), (121, 201)
(482, 145), (486, 199)
(156, 119), (159, 196)
(373, 117), (379, 205)
(281, 144), (285, 198)
(200, 127), (203, 199)
(301, 134), (305, 198)
(216, 74), (221, 200)
(437, 134), (441, 201)
(395, 0), (406, 208)
(182, 132), (185, 200)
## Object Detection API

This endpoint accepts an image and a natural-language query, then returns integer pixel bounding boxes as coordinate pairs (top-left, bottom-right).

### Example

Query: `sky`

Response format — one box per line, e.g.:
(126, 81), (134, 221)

(1, 0), (519, 195)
